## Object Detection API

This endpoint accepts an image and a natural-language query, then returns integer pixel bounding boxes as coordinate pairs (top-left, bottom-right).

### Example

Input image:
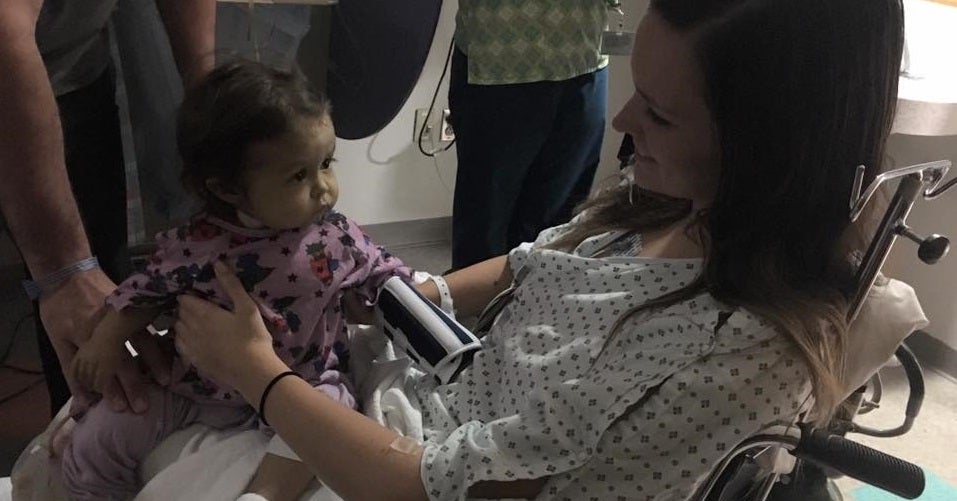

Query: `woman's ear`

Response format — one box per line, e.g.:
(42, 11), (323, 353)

(205, 179), (243, 206)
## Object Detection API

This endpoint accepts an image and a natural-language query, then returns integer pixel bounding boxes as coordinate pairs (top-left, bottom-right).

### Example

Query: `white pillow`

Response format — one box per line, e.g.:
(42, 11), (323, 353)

(841, 278), (928, 397)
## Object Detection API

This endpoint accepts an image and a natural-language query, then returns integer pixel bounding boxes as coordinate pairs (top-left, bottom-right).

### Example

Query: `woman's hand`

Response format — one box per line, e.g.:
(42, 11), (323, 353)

(174, 261), (279, 389)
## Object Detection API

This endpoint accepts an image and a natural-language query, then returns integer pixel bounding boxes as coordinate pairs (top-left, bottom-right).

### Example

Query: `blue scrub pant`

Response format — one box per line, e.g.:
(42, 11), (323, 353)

(448, 48), (607, 270)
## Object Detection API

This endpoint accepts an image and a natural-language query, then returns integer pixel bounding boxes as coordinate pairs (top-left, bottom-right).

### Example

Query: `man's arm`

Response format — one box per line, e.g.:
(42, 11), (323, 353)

(155, 0), (217, 86)
(0, 2), (169, 414)
(0, 2), (93, 277)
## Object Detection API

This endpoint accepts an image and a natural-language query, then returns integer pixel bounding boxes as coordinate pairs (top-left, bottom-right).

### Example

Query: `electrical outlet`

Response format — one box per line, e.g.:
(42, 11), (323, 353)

(440, 109), (455, 142)
(414, 108), (433, 143)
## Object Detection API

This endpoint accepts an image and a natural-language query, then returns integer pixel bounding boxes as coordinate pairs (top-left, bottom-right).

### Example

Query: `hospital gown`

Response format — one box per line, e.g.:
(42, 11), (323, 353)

(415, 224), (812, 500)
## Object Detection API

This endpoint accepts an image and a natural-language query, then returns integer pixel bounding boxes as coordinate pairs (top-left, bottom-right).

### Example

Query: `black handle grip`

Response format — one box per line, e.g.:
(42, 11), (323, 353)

(793, 424), (925, 499)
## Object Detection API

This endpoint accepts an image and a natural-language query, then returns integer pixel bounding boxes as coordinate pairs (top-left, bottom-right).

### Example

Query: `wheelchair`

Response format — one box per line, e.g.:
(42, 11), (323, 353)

(602, 137), (957, 500)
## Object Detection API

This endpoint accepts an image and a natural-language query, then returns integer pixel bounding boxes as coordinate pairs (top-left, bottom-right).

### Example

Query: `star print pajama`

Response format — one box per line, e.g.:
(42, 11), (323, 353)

(62, 211), (410, 500)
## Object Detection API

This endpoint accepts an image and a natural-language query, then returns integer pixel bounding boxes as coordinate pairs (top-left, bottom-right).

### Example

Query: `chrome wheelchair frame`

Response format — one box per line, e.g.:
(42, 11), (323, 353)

(692, 159), (954, 501)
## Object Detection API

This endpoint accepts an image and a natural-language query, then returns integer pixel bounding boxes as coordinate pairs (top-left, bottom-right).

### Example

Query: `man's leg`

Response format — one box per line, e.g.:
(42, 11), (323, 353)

(33, 69), (129, 415)
(507, 67), (608, 248)
(448, 48), (559, 270)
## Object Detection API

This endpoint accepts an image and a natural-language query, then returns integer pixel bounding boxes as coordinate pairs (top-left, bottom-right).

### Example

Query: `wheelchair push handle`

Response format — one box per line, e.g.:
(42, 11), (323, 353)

(792, 424), (925, 499)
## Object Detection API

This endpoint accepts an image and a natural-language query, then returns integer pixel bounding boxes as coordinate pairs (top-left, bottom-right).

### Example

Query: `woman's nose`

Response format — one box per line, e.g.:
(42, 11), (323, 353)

(612, 96), (640, 135)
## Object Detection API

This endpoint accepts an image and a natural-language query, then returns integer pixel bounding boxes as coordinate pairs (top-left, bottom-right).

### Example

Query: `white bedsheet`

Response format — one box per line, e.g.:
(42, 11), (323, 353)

(9, 325), (424, 501)
(0, 477), (11, 501)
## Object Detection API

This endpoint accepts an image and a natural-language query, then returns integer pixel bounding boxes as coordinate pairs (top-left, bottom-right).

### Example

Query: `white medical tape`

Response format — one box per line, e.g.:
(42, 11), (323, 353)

(389, 436), (422, 455)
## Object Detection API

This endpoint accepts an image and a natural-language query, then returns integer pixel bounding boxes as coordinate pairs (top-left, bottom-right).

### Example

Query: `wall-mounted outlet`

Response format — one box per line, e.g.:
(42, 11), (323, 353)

(440, 109), (455, 142)
(414, 108), (433, 143)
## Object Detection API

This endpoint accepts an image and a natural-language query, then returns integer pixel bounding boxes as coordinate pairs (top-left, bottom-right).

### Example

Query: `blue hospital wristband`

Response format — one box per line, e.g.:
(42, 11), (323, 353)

(22, 256), (100, 300)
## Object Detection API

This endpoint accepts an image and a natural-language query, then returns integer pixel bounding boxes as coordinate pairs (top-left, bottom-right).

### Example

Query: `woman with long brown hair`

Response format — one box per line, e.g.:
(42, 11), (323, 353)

(170, 0), (905, 499)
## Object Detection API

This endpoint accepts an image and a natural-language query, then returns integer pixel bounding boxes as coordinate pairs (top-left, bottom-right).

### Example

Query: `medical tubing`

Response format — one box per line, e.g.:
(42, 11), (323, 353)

(258, 371), (300, 427)
(792, 424), (925, 499)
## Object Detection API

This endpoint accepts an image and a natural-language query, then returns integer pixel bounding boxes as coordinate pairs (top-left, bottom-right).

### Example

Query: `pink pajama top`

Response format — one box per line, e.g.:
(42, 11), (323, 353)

(107, 211), (411, 407)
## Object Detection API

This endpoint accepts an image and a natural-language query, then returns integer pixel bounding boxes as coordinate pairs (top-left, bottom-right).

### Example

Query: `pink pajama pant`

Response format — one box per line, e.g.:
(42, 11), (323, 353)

(61, 379), (354, 501)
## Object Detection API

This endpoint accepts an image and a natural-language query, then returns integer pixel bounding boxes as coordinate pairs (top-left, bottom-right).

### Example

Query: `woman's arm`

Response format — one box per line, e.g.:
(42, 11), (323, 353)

(345, 255), (513, 324)
(174, 262), (543, 501)
(175, 263), (425, 500)
(239, 356), (429, 501)
(416, 255), (513, 318)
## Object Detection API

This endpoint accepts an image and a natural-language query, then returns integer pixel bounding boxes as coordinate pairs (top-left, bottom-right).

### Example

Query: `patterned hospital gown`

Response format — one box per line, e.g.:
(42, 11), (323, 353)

(415, 223), (812, 500)
(108, 211), (410, 406)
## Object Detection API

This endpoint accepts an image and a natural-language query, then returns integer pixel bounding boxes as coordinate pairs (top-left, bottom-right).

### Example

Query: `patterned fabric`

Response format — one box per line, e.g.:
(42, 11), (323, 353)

(416, 222), (812, 500)
(455, 0), (612, 85)
(108, 211), (411, 406)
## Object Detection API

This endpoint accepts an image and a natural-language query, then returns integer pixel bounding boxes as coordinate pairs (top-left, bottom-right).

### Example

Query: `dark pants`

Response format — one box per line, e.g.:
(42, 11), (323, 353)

(32, 69), (130, 416)
(448, 48), (607, 270)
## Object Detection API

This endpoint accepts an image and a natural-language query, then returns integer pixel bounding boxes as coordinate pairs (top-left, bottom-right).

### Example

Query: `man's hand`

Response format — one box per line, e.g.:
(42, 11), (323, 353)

(39, 268), (172, 415)
(39, 268), (115, 411)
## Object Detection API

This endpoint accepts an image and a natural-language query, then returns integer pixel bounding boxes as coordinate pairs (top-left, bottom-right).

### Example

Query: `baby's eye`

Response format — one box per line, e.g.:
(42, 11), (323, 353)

(292, 169), (308, 182)
(321, 158), (336, 170)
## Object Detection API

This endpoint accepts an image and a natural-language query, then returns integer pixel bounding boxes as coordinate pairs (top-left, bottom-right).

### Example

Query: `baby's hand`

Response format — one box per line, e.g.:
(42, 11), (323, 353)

(70, 337), (127, 394)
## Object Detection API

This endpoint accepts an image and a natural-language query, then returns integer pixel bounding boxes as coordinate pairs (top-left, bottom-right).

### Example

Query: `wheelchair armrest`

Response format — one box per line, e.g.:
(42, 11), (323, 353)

(792, 423), (925, 499)
(849, 343), (925, 438)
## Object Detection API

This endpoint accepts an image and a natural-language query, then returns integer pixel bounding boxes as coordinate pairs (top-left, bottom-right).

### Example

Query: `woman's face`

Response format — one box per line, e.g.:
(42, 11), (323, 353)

(612, 11), (720, 209)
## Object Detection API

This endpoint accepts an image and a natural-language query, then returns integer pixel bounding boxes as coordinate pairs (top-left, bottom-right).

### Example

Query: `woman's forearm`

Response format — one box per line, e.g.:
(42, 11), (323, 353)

(173, 263), (542, 500)
(236, 354), (429, 501)
(417, 255), (513, 317)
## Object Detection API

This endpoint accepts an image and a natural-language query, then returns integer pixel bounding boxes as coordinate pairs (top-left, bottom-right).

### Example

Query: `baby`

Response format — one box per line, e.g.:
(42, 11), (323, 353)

(63, 61), (410, 501)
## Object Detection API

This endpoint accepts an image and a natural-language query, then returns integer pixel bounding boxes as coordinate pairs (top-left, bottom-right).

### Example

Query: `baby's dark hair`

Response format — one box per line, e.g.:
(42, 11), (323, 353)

(177, 60), (330, 213)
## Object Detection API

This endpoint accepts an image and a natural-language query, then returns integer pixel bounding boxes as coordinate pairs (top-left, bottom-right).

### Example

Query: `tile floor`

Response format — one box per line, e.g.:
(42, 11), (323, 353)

(832, 366), (957, 499)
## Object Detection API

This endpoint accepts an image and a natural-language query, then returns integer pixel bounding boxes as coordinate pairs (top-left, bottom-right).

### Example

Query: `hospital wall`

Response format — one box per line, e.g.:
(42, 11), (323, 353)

(885, 0), (957, 357)
(331, 0), (651, 226)
(883, 135), (957, 352)
(327, 0), (458, 225)
(349, 0), (957, 359)
(0, 1), (649, 264)
(5, 1), (953, 361)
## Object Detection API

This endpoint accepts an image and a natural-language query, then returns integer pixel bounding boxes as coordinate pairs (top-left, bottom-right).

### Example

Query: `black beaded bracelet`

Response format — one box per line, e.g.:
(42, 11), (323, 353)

(258, 370), (300, 427)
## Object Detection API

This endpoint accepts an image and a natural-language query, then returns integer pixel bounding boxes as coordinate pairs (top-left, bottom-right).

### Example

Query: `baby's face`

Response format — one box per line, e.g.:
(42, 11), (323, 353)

(238, 117), (339, 230)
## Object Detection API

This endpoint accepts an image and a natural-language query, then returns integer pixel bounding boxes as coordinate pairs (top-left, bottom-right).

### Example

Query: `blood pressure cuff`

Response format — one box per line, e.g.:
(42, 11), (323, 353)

(375, 277), (481, 384)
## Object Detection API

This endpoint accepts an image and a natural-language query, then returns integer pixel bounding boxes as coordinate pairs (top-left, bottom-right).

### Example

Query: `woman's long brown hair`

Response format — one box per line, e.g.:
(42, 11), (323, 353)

(552, 0), (904, 421)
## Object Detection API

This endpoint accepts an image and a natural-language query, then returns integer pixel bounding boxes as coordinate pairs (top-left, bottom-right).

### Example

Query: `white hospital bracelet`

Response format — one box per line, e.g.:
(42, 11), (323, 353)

(429, 274), (455, 316)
